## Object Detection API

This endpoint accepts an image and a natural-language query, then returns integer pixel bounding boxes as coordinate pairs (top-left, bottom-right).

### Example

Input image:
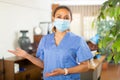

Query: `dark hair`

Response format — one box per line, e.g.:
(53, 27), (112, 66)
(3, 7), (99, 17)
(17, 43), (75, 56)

(53, 6), (72, 20)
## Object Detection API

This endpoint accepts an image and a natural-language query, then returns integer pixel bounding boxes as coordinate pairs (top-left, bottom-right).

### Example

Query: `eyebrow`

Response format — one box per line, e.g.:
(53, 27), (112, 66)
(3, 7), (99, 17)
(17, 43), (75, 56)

(56, 14), (69, 17)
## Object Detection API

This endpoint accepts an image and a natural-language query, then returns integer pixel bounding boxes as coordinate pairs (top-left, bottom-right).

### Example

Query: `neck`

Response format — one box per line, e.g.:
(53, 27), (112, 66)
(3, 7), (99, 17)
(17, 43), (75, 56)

(55, 30), (67, 37)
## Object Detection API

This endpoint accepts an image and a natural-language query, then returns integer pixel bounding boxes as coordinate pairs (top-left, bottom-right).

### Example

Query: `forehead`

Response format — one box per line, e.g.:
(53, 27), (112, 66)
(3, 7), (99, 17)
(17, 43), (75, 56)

(55, 8), (70, 16)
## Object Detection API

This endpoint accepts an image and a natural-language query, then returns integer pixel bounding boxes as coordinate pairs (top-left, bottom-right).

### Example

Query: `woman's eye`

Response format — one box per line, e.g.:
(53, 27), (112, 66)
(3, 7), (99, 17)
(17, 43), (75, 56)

(65, 17), (69, 20)
(64, 17), (69, 20)
(64, 16), (70, 20)
(55, 15), (70, 20)
(56, 16), (61, 19)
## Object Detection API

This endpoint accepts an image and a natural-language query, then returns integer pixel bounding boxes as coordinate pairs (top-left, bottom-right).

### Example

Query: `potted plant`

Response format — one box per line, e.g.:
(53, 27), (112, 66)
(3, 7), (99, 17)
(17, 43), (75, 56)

(93, 0), (120, 64)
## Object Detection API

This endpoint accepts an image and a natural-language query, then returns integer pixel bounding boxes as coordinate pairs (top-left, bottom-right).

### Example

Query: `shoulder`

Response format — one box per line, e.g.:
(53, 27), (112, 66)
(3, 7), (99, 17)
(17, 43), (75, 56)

(67, 32), (87, 49)
(42, 33), (54, 39)
(68, 32), (85, 42)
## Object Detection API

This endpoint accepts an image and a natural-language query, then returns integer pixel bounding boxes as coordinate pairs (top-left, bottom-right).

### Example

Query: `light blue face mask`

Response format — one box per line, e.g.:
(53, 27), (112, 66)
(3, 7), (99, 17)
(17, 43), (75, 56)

(53, 19), (70, 32)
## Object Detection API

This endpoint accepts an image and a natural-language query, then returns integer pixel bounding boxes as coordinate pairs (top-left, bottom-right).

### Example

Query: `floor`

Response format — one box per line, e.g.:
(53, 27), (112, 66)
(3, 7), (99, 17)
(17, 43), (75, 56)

(101, 63), (120, 80)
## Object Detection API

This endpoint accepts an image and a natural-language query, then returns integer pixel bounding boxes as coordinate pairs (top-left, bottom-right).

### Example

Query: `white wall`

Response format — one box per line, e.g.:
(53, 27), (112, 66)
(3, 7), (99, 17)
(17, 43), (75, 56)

(0, 0), (51, 58)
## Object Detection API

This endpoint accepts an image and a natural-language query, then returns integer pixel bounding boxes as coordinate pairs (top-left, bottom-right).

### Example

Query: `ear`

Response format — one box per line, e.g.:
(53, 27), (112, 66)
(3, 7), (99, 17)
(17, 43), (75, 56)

(52, 16), (55, 22)
(70, 18), (72, 22)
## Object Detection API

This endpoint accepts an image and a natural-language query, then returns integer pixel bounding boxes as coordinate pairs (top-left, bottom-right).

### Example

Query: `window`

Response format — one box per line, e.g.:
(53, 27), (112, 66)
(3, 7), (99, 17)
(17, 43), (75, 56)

(68, 5), (101, 40)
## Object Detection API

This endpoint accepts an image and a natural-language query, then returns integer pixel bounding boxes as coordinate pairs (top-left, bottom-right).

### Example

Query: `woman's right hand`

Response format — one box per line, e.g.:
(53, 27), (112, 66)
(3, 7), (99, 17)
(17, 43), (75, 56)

(8, 48), (28, 58)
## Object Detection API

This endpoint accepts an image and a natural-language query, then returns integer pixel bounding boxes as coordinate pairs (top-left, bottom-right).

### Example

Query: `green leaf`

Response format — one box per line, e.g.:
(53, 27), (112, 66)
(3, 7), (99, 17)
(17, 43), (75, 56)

(101, 1), (109, 11)
(113, 52), (120, 64)
(116, 7), (120, 15)
(116, 21), (120, 31)
(114, 7), (120, 20)
(101, 12), (105, 19)
(98, 40), (103, 49)
(110, 0), (118, 7)
(107, 54), (113, 62)
(110, 25), (117, 36)
(112, 37), (120, 52)
(105, 7), (115, 17)
(98, 36), (113, 49)
(98, 48), (106, 54)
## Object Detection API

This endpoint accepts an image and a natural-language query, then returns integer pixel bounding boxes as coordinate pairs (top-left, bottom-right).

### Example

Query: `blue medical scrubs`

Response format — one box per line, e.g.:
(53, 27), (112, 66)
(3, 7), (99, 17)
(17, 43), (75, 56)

(36, 32), (93, 80)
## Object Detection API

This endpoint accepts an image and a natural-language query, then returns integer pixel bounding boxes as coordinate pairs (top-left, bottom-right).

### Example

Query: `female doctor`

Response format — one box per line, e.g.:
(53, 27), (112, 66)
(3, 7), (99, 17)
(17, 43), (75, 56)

(8, 6), (93, 80)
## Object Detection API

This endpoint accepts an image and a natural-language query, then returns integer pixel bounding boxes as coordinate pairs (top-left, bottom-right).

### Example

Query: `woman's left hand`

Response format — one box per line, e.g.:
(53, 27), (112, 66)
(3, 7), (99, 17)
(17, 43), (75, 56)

(45, 68), (64, 77)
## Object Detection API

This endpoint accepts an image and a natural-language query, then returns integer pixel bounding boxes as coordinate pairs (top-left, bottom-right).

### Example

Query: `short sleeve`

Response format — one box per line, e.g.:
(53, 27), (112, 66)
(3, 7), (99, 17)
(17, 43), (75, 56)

(76, 38), (93, 63)
(36, 37), (45, 61)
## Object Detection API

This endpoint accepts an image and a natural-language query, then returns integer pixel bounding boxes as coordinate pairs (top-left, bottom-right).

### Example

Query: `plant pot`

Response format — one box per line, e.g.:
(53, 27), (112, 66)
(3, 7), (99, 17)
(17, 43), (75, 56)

(102, 61), (108, 70)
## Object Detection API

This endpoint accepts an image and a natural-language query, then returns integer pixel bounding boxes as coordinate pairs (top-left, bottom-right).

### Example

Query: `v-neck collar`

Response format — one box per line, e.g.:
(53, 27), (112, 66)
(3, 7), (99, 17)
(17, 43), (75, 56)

(53, 32), (69, 48)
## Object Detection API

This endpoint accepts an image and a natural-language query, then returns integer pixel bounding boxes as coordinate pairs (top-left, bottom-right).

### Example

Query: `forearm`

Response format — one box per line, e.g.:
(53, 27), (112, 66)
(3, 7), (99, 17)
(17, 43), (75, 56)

(45, 61), (90, 77)
(25, 54), (44, 68)
(67, 61), (89, 74)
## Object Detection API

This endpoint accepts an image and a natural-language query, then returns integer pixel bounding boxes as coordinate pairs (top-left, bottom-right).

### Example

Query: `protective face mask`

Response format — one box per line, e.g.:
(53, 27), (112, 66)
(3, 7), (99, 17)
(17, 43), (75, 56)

(53, 19), (70, 32)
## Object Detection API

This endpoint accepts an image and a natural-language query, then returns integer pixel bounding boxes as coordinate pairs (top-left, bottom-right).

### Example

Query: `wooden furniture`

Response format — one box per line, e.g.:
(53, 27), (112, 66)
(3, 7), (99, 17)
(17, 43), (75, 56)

(3, 54), (105, 80)
(34, 35), (43, 44)
(33, 35), (43, 52)
(80, 56), (105, 80)
(4, 56), (43, 80)
(0, 58), (4, 80)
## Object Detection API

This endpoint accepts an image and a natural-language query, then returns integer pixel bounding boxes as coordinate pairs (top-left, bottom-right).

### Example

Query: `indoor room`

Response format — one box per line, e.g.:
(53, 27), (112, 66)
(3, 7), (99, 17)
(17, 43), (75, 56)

(0, 0), (120, 80)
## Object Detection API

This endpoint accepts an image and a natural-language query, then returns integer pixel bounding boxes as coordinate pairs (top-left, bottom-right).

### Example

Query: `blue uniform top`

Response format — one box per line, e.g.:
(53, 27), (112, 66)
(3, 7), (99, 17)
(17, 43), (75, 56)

(36, 32), (93, 80)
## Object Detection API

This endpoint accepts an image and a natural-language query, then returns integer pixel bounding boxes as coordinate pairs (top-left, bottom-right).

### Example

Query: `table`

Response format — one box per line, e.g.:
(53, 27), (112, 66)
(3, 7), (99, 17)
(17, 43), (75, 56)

(80, 55), (106, 80)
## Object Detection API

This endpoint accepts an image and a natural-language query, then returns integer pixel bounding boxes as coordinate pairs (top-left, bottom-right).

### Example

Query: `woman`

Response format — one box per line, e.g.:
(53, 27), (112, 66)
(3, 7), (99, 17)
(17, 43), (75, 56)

(8, 6), (93, 80)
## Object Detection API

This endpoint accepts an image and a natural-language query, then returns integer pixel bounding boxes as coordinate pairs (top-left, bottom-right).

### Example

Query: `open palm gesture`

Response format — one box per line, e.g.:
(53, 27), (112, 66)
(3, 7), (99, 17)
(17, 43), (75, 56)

(8, 48), (28, 58)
